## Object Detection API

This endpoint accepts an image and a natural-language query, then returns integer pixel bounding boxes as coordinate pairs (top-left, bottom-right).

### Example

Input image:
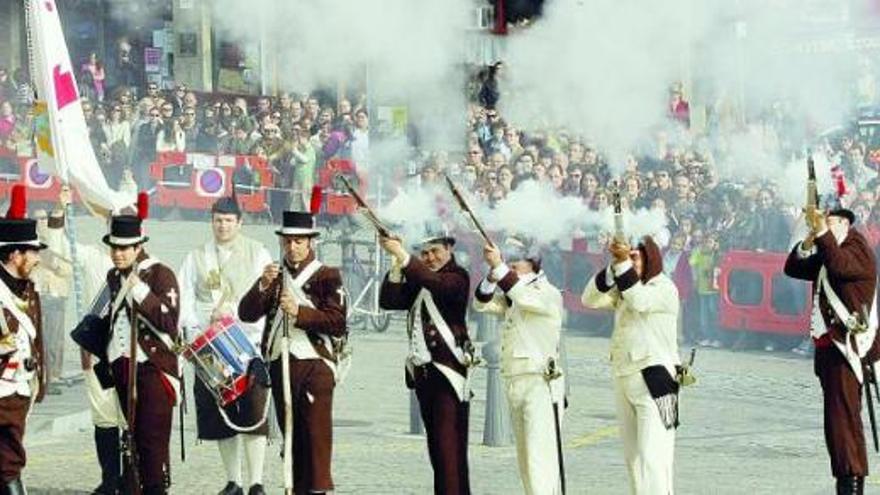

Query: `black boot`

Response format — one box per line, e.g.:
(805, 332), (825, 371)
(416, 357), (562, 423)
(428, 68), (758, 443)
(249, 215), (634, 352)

(1, 478), (27, 495)
(142, 485), (167, 495)
(93, 426), (121, 494)
(836, 476), (861, 495)
(218, 482), (243, 495)
(246, 485), (265, 495)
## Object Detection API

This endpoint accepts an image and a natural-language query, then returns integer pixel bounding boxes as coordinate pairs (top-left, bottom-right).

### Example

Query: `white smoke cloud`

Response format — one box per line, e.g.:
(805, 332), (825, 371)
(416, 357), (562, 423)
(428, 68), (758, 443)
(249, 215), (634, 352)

(502, 0), (868, 187)
(210, 0), (469, 154)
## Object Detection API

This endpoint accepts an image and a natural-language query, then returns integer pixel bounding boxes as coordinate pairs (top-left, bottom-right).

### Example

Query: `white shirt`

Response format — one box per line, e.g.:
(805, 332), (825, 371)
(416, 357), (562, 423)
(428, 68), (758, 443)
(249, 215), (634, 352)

(178, 237), (271, 344)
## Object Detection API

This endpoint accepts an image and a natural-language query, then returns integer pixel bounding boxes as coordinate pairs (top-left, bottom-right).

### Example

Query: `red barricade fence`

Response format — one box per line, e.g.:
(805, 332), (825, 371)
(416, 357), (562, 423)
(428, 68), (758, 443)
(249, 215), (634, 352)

(717, 250), (811, 336)
(0, 150), (814, 337)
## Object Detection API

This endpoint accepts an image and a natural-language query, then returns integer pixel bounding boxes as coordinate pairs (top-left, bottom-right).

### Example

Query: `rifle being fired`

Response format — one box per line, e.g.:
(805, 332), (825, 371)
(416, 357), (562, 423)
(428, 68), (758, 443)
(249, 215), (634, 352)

(444, 174), (493, 246)
(806, 153), (820, 211)
(337, 174), (394, 238)
(611, 180), (625, 243)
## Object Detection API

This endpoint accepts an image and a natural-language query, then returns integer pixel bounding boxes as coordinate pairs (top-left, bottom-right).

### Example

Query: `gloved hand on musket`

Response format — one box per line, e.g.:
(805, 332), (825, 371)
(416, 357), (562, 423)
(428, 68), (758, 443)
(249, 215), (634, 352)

(483, 243), (503, 273)
(380, 235), (408, 265)
(802, 206), (825, 250)
(609, 238), (631, 264)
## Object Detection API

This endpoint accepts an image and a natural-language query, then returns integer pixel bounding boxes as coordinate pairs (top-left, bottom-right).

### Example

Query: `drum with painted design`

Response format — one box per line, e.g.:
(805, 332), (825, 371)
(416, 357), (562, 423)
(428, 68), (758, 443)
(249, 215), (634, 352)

(184, 315), (259, 406)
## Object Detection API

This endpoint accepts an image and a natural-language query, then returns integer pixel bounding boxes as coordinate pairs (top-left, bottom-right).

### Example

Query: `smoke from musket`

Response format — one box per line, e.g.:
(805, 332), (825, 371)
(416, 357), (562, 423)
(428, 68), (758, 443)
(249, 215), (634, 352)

(376, 179), (668, 250)
(503, 0), (871, 187)
(210, 0), (470, 170)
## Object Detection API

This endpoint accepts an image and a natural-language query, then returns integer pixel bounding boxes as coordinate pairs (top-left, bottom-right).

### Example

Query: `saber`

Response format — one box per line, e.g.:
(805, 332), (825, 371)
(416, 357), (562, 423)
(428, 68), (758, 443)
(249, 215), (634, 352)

(546, 358), (566, 495)
(337, 174), (394, 238)
(444, 174), (493, 246)
(866, 364), (879, 452)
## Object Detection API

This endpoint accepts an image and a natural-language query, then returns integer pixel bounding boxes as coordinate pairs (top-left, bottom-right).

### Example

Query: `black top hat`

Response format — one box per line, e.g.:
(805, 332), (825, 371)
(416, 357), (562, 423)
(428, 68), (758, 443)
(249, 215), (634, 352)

(275, 211), (320, 237)
(0, 219), (47, 250)
(102, 215), (149, 246)
(828, 207), (856, 225)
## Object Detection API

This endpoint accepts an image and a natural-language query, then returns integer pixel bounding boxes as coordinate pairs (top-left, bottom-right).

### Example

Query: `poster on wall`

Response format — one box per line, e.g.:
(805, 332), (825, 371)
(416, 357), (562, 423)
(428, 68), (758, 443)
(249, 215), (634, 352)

(144, 47), (162, 73)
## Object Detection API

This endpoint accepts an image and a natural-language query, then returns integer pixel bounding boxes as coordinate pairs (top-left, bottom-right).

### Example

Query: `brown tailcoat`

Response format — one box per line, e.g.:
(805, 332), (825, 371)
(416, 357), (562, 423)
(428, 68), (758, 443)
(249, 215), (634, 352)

(238, 253), (347, 360)
(103, 252), (181, 378)
(379, 255), (472, 377)
(784, 229), (878, 478)
(784, 229), (878, 354)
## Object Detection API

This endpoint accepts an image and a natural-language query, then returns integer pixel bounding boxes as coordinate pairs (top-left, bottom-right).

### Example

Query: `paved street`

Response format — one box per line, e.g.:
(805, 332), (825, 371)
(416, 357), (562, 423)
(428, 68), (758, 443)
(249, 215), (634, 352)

(16, 218), (876, 494)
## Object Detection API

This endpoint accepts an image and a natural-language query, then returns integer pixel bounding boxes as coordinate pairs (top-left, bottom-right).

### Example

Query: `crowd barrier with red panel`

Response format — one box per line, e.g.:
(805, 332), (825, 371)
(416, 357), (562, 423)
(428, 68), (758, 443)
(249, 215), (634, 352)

(317, 158), (364, 216)
(0, 151), (66, 204)
(149, 152), (273, 213)
(449, 232), (607, 318)
(560, 238), (609, 316)
(717, 250), (811, 336)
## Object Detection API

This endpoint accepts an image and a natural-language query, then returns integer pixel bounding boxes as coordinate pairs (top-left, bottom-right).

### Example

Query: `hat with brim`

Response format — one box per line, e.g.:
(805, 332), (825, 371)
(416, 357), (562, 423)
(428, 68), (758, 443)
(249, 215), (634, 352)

(502, 236), (541, 271)
(0, 219), (47, 250)
(828, 207), (856, 225)
(102, 215), (149, 246)
(417, 235), (456, 249)
(275, 211), (320, 237)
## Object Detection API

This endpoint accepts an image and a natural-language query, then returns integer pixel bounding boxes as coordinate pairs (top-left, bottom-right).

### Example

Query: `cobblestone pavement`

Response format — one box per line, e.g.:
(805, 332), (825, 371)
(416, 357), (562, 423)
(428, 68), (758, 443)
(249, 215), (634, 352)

(16, 218), (877, 494)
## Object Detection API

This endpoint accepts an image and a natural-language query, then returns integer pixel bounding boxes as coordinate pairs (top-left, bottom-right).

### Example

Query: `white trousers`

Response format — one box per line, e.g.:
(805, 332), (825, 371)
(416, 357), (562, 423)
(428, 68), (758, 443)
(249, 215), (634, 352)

(614, 372), (676, 495)
(505, 374), (563, 495)
(85, 368), (123, 428)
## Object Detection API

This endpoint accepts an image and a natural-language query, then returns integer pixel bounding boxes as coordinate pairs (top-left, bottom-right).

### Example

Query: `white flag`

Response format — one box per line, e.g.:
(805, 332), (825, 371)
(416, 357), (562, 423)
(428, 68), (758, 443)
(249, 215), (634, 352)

(27, 0), (132, 213)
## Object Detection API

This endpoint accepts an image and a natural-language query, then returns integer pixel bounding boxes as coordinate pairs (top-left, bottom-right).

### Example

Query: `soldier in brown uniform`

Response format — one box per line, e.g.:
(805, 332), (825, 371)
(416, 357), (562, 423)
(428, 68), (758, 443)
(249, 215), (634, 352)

(239, 211), (347, 495)
(0, 187), (47, 495)
(784, 206), (878, 495)
(379, 227), (474, 495)
(100, 214), (181, 495)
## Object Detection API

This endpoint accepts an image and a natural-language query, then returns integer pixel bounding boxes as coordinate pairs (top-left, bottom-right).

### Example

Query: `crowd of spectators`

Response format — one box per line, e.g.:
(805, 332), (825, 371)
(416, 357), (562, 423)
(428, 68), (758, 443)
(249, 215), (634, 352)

(2, 55), (880, 353)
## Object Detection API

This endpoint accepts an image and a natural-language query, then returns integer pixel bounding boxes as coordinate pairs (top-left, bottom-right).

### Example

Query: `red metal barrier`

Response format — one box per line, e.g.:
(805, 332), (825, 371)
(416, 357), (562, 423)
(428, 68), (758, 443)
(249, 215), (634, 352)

(717, 250), (811, 336)
(453, 232), (608, 316)
(149, 152), (272, 213)
(0, 152), (65, 204)
(318, 158), (363, 216)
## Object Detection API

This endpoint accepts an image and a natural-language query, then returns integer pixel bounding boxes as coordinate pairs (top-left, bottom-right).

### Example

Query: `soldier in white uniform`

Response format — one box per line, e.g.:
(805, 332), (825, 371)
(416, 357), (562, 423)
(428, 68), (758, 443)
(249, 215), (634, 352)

(582, 236), (681, 495)
(178, 196), (272, 495)
(473, 238), (565, 495)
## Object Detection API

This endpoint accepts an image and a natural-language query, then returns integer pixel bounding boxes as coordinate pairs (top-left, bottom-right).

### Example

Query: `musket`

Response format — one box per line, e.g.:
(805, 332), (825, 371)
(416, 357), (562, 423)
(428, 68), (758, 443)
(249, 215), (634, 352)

(337, 174), (394, 238)
(806, 153), (820, 211)
(124, 272), (142, 494)
(444, 174), (493, 246)
(279, 251), (294, 495)
(611, 180), (625, 243)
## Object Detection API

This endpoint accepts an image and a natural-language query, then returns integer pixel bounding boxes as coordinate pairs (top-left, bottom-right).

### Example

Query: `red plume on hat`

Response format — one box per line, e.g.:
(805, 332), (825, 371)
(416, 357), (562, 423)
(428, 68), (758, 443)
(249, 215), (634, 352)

(6, 184), (26, 219)
(137, 191), (149, 220)
(309, 185), (323, 215)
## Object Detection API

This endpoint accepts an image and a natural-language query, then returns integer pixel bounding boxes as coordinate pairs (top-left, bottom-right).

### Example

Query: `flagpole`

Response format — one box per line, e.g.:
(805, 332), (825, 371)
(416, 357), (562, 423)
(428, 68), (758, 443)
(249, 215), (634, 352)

(26, 0), (86, 321)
